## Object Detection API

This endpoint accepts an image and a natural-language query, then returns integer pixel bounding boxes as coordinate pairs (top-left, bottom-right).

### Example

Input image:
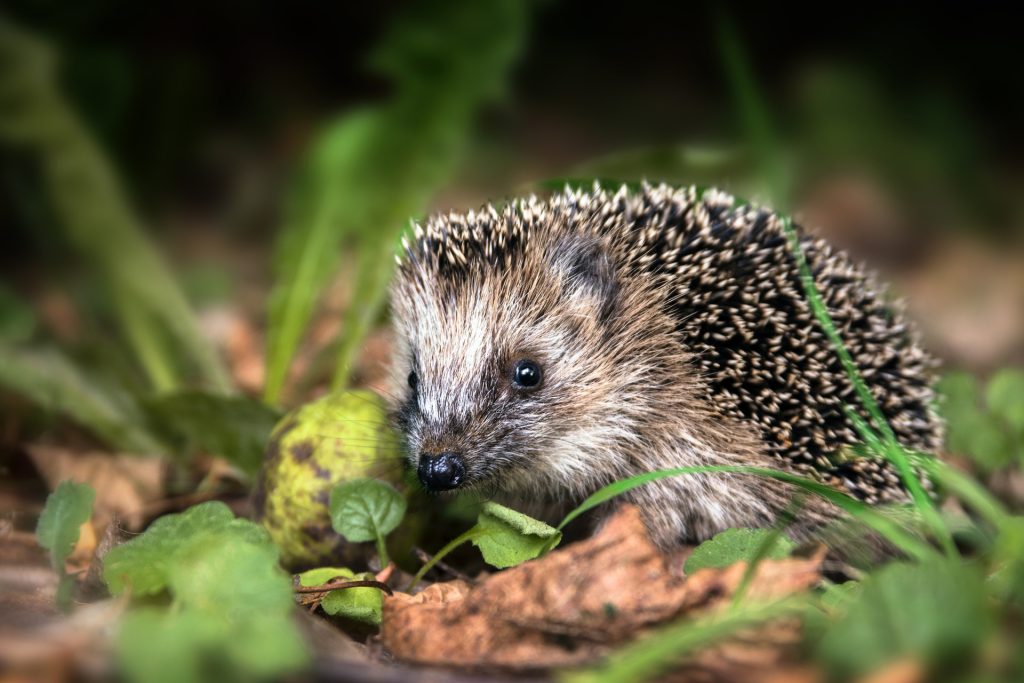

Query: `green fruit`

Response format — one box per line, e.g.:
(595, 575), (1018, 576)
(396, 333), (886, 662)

(254, 390), (407, 569)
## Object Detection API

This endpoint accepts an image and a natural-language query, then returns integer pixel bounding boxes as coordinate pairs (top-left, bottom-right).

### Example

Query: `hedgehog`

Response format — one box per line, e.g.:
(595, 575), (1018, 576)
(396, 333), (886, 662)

(387, 182), (942, 548)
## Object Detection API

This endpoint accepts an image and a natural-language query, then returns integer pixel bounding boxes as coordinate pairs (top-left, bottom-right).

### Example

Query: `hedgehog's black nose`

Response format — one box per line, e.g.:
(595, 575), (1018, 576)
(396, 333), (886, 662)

(417, 452), (465, 492)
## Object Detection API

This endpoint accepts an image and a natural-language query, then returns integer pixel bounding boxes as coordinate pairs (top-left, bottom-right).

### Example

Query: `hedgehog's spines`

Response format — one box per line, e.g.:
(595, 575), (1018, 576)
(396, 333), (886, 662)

(397, 184), (941, 505)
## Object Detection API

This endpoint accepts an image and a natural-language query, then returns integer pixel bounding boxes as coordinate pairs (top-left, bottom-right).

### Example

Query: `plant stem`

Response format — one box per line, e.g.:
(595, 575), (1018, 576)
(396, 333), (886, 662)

(408, 527), (486, 591)
(375, 534), (390, 571)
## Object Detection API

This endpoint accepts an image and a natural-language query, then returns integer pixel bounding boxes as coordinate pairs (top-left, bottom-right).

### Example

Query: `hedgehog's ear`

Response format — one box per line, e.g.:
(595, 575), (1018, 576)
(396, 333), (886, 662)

(549, 236), (618, 321)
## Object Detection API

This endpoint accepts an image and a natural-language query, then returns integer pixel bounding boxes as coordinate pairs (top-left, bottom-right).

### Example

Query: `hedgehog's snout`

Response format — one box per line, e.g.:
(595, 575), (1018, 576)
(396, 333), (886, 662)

(417, 451), (466, 492)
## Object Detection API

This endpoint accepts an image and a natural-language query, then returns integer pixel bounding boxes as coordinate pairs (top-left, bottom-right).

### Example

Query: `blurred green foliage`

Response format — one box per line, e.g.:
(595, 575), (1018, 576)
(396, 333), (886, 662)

(144, 390), (281, 475)
(817, 559), (992, 680)
(107, 503), (307, 683)
(940, 370), (1024, 473)
(0, 343), (166, 454)
(1, 4), (1023, 683)
(0, 19), (231, 393)
(35, 480), (95, 610)
(264, 0), (530, 403)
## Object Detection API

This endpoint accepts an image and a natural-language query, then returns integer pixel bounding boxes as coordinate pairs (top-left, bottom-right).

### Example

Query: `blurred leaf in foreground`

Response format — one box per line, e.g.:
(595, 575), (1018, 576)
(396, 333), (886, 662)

(264, 0), (532, 403)
(0, 343), (165, 454)
(0, 18), (230, 392)
(117, 536), (307, 683)
(939, 371), (1024, 472)
(817, 559), (991, 680)
(36, 479), (95, 609)
(987, 369), (1024, 435)
(146, 390), (282, 476)
(103, 500), (270, 595)
(105, 501), (307, 683)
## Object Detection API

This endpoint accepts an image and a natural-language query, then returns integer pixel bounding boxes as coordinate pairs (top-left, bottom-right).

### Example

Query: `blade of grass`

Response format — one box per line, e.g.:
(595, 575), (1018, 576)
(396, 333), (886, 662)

(731, 495), (805, 608)
(561, 597), (808, 683)
(0, 343), (165, 453)
(408, 526), (486, 591)
(0, 20), (231, 393)
(558, 465), (935, 562)
(920, 458), (1008, 530)
(264, 0), (530, 403)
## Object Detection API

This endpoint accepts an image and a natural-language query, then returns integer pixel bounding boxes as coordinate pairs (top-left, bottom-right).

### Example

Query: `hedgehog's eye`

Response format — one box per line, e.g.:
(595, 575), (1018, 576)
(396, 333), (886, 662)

(511, 359), (542, 390)
(407, 371), (418, 391)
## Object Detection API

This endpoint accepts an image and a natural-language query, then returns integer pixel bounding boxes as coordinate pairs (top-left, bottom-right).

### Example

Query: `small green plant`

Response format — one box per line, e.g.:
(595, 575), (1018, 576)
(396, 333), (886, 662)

(411, 501), (561, 587)
(297, 566), (384, 626)
(35, 480), (95, 610)
(329, 478), (407, 568)
(103, 502), (307, 683)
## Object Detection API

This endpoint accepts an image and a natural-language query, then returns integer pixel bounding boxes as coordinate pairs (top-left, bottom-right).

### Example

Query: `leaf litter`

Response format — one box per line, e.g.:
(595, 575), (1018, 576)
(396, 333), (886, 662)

(382, 505), (823, 672)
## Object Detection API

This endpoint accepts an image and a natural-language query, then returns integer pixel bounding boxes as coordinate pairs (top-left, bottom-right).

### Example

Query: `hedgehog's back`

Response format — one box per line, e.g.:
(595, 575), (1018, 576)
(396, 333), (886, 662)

(603, 184), (942, 503)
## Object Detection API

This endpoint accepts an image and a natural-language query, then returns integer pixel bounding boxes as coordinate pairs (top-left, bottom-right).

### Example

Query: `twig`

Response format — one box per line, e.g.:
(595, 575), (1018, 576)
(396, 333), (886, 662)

(413, 546), (475, 584)
(294, 579), (394, 596)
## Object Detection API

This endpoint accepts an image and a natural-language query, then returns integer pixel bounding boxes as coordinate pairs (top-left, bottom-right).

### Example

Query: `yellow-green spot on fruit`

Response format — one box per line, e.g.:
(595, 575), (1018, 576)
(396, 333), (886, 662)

(254, 390), (405, 569)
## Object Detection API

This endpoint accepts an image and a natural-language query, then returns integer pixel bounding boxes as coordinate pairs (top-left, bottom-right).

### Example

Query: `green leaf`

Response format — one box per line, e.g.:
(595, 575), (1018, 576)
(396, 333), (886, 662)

(117, 608), (221, 683)
(116, 537), (307, 683)
(297, 566), (350, 587)
(987, 369), (1024, 433)
(473, 501), (562, 569)
(299, 566), (383, 626)
(938, 372), (981, 421)
(0, 343), (166, 454)
(329, 478), (406, 544)
(991, 516), (1024, 607)
(685, 528), (796, 574)
(108, 500), (307, 683)
(36, 480), (95, 572)
(103, 501), (271, 595)
(146, 390), (282, 475)
(817, 559), (991, 679)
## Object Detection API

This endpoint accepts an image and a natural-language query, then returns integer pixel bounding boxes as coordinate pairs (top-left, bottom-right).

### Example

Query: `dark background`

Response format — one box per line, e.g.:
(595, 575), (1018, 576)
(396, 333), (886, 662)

(2, 1), (1022, 377)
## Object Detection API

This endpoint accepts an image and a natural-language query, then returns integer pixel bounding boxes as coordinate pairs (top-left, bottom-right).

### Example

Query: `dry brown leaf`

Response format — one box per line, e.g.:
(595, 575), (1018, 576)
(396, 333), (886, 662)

(27, 446), (165, 530)
(381, 504), (822, 672)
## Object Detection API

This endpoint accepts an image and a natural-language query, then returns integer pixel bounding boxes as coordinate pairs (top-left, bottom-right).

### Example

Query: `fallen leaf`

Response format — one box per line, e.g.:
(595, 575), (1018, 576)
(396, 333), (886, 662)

(28, 446), (164, 530)
(381, 505), (822, 671)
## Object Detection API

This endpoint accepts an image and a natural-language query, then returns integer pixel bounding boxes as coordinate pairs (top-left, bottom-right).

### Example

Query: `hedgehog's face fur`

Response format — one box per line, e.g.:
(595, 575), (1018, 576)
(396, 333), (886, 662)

(389, 216), (687, 502)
